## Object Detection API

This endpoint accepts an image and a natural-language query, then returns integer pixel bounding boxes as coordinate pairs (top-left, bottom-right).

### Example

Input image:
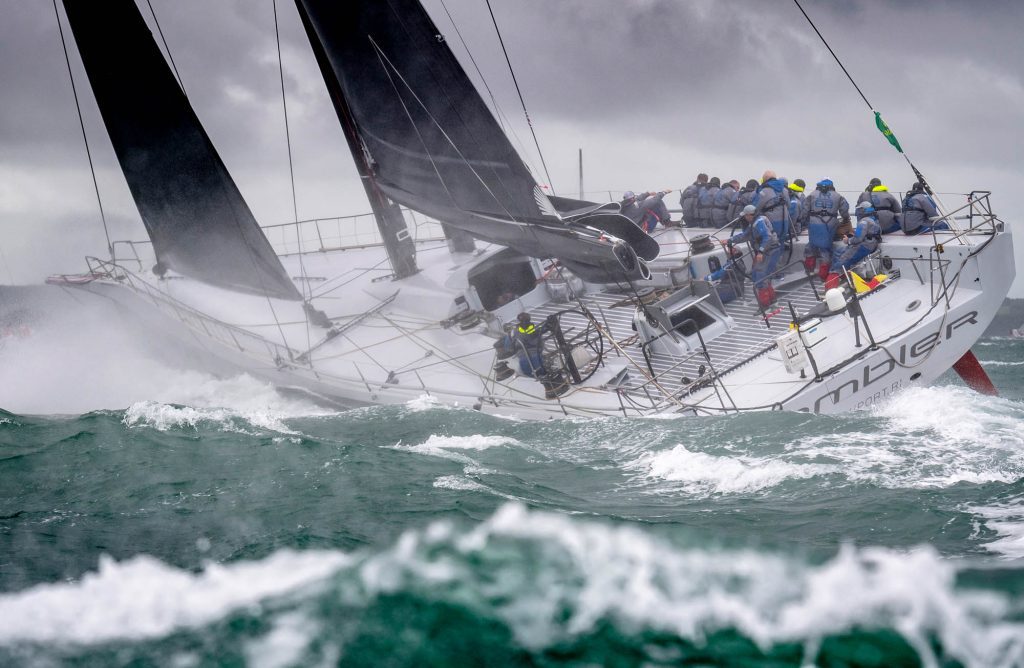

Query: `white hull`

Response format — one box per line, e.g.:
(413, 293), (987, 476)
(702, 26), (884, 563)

(69, 213), (1014, 419)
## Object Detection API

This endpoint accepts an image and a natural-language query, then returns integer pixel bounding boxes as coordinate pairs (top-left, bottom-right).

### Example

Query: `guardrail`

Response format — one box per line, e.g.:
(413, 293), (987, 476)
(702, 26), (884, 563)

(260, 208), (447, 256)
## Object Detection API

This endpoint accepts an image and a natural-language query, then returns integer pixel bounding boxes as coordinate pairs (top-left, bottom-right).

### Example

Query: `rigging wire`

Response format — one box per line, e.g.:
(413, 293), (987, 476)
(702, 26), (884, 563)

(790, 0), (951, 219)
(144, 0), (186, 96)
(272, 0), (314, 355)
(51, 0), (112, 258)
(436, 0), (543, 181)
(483, 0), (556, 196)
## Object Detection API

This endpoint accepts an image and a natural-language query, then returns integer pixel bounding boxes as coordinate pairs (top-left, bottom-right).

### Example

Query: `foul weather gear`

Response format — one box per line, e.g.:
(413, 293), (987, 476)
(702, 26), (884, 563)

(901, 190), (947, 235)
(857, 185), (902, 234)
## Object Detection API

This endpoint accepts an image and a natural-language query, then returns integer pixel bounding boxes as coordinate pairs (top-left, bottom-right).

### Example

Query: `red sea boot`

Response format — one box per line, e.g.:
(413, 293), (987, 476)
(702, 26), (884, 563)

(818, 262), (831, 282)
(804, 256), (816, 272)
(824, 272), (840, 290)
(757, 286), (773, 308)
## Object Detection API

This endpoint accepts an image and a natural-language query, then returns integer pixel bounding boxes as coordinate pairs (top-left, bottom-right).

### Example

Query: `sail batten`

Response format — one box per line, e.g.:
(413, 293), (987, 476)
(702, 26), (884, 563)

(62, 0), (301, 301)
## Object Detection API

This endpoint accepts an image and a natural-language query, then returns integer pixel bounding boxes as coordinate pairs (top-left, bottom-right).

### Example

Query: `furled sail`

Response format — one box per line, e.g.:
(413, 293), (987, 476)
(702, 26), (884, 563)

(294, 0), (657, 282)
(62, 0), (301, 300)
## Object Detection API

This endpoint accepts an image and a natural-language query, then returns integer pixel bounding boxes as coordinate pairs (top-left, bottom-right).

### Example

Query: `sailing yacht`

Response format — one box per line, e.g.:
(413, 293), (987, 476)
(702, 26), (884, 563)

(48, 0), (1014, 418)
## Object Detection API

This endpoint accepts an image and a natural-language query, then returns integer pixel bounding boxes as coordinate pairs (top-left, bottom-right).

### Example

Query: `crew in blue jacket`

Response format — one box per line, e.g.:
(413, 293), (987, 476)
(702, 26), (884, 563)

(730, 204), (781, 307)
(901, 182), (948, 235)
(800, 179), (850, 280)
(832, 201), (882, 271)
(753, 170), (790, 245)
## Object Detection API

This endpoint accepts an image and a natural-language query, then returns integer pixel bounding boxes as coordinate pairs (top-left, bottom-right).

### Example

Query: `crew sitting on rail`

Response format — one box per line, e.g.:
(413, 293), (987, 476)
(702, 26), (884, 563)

(901, 182), (948, 235)
(679, 173), (708, 227)
(729, 204), (781, 307)
(830, 201), (882, 277)
(513, 312), (548, 377)
(856, 177), (902, 234)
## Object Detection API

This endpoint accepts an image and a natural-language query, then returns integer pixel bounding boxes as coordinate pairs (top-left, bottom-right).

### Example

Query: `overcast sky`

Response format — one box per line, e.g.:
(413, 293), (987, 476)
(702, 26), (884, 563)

(2, 0), (1022, 295)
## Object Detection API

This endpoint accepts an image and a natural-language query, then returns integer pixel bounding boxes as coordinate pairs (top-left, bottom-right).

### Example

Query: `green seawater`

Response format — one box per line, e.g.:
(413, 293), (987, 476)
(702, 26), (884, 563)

(1, 338), (1023, 667)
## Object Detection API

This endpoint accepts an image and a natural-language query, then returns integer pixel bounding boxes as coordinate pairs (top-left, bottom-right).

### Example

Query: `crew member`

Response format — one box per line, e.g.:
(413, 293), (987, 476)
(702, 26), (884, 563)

(513, 312), (547, 377)
(753, 170), (790, 245)
(679, 173), (708, 227)
(727, 179), (759, 222)
(857, 177), (902, 234)
(788, 178), (806, 235)
(901, 182), (948, 235)
(800, 179), (850, 280)
(638, 189), (674, 232)
(730, 204), (781, 307)
(831, 201), (882, 272)
(712, 179), (739, 227)
(695, 177), (721, 227)
(620, 191), (642, 224)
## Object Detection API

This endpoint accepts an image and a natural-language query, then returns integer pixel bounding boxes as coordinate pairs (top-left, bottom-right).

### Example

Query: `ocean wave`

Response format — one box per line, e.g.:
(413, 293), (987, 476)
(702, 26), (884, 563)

(968, 496), (1024, 559)
(630, 444), (837, 495)
(1, 505), (1021, 667)
(0, 550), (348, 645)
(122, 400), (301, 436)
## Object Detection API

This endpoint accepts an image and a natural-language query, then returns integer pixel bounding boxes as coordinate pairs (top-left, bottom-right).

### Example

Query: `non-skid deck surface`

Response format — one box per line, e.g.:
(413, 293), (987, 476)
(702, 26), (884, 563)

(532, 273), (822, 404)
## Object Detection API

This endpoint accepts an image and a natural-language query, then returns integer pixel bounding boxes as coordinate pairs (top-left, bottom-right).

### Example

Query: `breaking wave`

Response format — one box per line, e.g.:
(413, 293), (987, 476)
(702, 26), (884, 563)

(0, 505), (1020, 667)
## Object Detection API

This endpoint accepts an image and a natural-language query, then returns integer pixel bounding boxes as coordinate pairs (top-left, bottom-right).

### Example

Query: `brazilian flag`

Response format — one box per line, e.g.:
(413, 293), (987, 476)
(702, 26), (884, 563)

(874, 111), (903, 153)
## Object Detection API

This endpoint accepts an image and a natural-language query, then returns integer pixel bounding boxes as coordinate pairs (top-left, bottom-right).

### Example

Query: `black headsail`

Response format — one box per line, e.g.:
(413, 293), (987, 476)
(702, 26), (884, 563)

(293, 0), (657, 282)
(62, 0), (301, 301)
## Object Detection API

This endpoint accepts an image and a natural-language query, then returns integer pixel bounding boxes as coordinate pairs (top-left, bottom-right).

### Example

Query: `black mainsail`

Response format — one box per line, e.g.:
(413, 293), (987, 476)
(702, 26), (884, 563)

(62, 0), (301, 301)
(294, 0), (657, 282)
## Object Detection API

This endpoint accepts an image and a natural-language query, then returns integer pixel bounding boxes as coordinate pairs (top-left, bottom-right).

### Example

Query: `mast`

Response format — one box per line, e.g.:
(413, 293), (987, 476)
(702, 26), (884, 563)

(293, 2), (417, 279)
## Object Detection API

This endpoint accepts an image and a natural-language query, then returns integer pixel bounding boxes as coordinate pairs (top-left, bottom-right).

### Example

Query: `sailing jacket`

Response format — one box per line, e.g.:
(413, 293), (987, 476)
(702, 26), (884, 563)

(754, 179), (790, 240)
(639, 191), (671, 229)
(620, 198), (642, 224)
(728, 186), (757, 222)
(695, 185), (720, 226)
(856, 186), (901, 233)
(846, 214), (882, 253)
(801, 187), (850, 229)
(679, 182), (704, 225)
(730, 215), (780, 254)
(711, 184), (737, 227)
(901, 191), (940, 234)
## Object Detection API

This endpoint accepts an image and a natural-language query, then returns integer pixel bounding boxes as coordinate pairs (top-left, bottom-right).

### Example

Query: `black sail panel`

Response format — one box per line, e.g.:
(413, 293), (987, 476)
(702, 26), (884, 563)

(62, 0), (301, 301)
(294, 0), (549, 228)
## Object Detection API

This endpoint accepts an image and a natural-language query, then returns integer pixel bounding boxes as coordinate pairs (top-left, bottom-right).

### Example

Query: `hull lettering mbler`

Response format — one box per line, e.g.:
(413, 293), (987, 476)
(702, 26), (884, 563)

(812, 311), (977, 411)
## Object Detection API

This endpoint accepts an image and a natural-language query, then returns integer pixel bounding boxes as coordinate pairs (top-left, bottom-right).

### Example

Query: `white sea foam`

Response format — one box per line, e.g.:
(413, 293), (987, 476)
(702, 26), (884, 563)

(633, 444), (837, 495)
(0, 550), (348, 645)
(391, 434), (520, 466)
(747, 386), (1024, 491)
(404, 394), (446, 412)
(432, 475), (490, 492)
(979, 360), (1024, 367)
(969, 499), (1024, 560)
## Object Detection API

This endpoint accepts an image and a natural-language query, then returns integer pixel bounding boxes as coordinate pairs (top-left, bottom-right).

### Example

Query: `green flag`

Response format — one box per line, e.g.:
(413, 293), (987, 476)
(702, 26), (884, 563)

(874, 111), (903, 153)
